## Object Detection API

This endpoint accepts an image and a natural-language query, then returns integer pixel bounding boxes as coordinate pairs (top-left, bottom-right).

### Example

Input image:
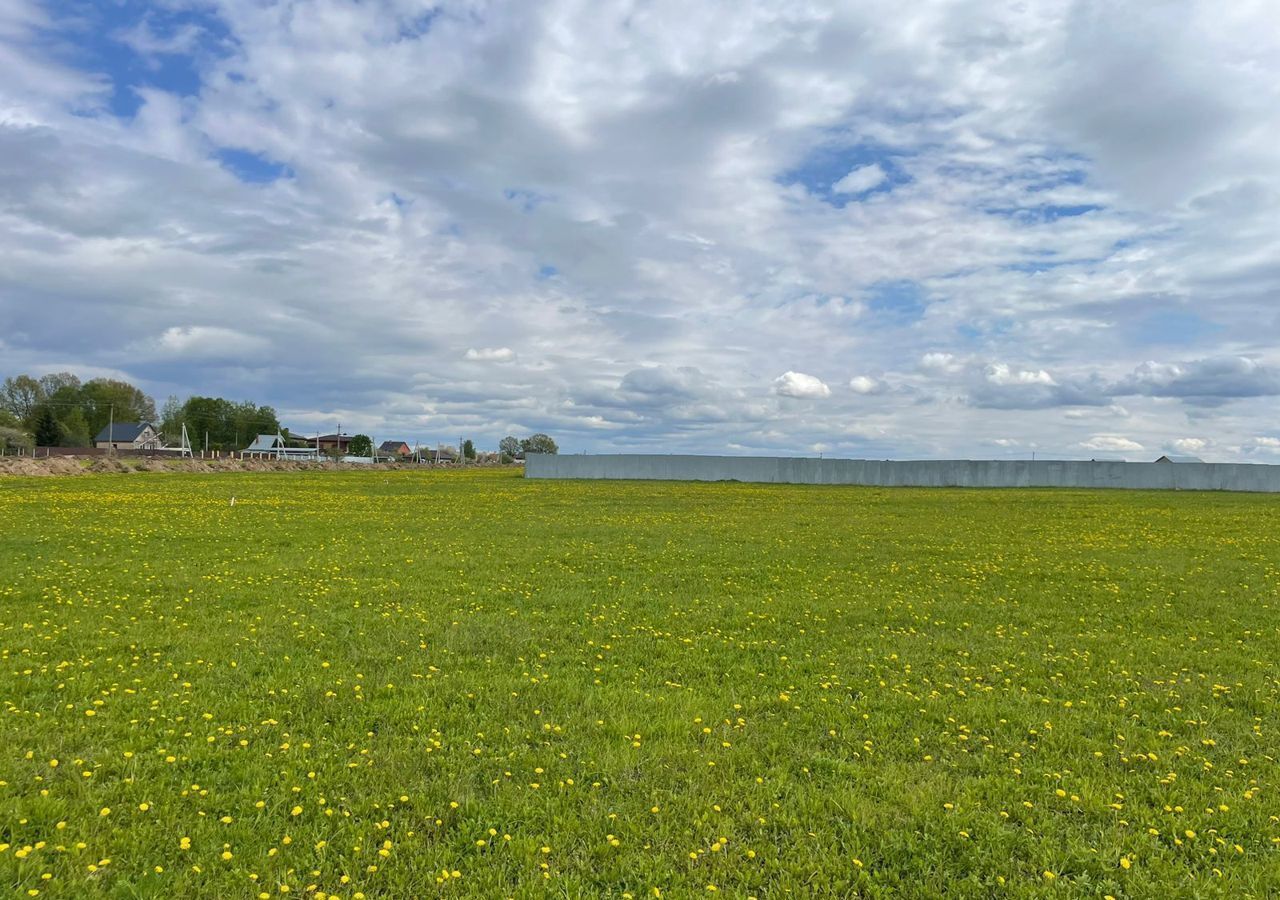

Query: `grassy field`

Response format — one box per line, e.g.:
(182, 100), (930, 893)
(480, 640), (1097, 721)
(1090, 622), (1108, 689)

(2, 469), (1279, 898)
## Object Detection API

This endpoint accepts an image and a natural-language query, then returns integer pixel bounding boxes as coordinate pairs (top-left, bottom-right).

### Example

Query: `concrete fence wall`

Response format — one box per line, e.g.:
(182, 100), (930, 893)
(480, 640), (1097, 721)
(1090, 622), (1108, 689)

(525, 454), (1280, 493)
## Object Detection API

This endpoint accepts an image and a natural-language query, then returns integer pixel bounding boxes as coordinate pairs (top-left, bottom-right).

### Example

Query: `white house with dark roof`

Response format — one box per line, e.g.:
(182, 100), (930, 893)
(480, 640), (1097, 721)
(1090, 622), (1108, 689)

(94, 422), (161, 450)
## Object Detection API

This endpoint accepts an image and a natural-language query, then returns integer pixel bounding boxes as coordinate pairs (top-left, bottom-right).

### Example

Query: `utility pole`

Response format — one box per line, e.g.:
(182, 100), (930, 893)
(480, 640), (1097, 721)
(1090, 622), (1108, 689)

(108, 404), (114, 451)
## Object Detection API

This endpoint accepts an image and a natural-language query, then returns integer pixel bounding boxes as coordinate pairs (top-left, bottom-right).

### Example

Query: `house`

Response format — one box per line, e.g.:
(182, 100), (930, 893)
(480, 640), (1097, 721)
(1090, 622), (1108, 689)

(94, 421), (161, 450)
(315, 434), (353, 453)
(379, 440), (412, 458)
(1154, 454), (1204, 463)
(430, 446), (458, 464)
(243, 433), (286, 456)
(242, 434), (320, 460)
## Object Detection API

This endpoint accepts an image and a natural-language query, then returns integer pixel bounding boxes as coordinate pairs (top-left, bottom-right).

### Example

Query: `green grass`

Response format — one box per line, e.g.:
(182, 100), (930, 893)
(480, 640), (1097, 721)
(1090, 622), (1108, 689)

(2, 469), (1279, 898)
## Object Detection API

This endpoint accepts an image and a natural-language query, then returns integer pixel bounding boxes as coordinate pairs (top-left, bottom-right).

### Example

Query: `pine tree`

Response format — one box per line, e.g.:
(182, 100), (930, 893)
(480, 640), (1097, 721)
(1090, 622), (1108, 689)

(34, 406), (60, 447)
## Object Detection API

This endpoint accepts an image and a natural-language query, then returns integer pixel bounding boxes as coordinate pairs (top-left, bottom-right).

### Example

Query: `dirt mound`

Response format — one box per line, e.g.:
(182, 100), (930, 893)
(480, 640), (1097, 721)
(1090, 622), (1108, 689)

(0, 455), (368, 477)
(0, 456), (87, 477)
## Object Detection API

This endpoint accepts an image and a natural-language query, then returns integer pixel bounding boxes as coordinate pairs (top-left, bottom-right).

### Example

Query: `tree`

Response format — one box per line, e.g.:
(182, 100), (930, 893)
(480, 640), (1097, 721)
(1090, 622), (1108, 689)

(80, 378), (156, 437)
(39, 372), (81, 396)
(33, 405), (60, 446)
(521, 433), (558, 455)
(348, 434), (373, 457)
(1, 375), (44, 425)
(159, 395), (183, 442)
(0, 426), (32, 452)
(58, 407), (91, 447)
(499, 435), (521, 459)
(462, 439), (476, 460)
(179, 396), (282, 451)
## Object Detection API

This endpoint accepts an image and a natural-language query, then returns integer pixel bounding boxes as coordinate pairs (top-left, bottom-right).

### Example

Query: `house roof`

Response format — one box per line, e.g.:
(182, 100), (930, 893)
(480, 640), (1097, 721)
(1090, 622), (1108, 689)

(244, 434), (284, 452)
(379, 440), (410, 452)
(1155, 454), (1204, 463)
(315, 434), (351, 442)
(94, 421), (153, 443)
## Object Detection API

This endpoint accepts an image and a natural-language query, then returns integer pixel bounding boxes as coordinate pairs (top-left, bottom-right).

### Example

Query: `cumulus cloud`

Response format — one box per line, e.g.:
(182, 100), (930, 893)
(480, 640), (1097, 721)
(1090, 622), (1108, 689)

(1112, 357), (1280, 405)
(919, 353), (963, 374)
(848, 375), (884, 394)
(984, 363), (1055, 387)
(1243, 437), (1280, 455)
(616, 366), (709, 405)
(774, 371), (831, 399)
(1079, 435), (1144, 453)
(832, 164), (887, 195)
(464, 347), (517, 363)
(955, 360), (1111, 410)
(1171, 437), (1208, 454)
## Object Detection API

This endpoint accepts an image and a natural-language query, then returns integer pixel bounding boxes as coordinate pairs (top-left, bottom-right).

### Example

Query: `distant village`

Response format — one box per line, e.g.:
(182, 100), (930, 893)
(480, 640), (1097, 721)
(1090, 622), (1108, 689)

(0, 371), (556, 462)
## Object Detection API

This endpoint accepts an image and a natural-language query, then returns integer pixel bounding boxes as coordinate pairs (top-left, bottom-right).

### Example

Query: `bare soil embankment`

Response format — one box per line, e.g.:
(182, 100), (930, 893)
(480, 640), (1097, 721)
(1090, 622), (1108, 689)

(0, 456), (376, 477)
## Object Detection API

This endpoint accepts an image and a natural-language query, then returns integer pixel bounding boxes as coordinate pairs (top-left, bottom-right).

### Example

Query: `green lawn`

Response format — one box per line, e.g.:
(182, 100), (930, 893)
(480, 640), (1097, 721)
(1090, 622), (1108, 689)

(2, 469), (1279, 898)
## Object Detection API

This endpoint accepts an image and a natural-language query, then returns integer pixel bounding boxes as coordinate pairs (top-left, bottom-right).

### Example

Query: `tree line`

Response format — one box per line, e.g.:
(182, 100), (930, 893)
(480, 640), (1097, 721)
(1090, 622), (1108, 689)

(1, 373), (156, 447)
(2, 371), (562, 457)
(500, 434), (557, 459)
(0, 372), (281, 451)
(341, 433), (558, 461)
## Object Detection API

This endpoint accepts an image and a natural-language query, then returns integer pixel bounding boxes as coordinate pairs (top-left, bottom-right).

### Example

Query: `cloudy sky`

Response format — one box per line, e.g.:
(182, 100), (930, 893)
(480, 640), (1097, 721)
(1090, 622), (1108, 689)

(2, 0), (1278, 459)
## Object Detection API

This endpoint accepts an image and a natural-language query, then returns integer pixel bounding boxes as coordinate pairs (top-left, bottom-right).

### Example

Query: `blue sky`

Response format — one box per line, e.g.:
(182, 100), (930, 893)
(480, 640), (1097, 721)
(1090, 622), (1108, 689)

(52, 0), (230, 116)
(1, 0), (1279, 460)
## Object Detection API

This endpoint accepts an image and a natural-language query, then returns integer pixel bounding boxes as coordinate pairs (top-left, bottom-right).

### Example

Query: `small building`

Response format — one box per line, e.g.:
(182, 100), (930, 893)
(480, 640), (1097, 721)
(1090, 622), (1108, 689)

(242, 434), (320, 461)
(94, 421), (161, 450)
(379, 440), (412, 459)
(315, 434), (353, 454)
(430, 446), (458, 464)
(1154, 454), (1204, 463)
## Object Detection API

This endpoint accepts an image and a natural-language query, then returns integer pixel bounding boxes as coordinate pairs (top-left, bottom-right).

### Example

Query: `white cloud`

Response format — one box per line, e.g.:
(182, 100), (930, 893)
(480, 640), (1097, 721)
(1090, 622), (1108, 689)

(774, 371), (831, 399)
(1079, 435), (1144, 453)
(464, 347), (517, 363)
(848, 375), (883, 394)
(832, 164), (887, 195)
(985, 363), (1055, 386)
(149, 326), (269, 360)
(1172, 437), (1208, 453)
(919, 352), (961, 373)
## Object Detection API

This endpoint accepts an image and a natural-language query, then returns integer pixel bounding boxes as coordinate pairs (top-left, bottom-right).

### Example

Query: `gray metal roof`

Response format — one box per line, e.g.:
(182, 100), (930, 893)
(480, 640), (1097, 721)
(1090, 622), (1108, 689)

(1155, 454), (1204, 463)
(244, 434), (284, 452)
(94, 422), (153, 443)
